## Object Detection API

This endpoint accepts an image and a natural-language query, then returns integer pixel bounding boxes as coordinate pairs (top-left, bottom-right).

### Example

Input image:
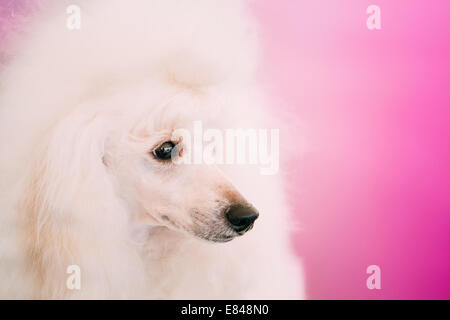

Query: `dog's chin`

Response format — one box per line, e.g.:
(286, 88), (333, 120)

(201, 234), (236, 243)
(153, 221), (238, 243)
(190, 228), (238, 243)
(153, 215), (244, 243)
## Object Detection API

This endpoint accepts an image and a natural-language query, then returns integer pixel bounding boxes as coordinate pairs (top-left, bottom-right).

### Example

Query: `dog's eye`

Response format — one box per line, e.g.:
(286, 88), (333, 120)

(152, 141), (175, 160)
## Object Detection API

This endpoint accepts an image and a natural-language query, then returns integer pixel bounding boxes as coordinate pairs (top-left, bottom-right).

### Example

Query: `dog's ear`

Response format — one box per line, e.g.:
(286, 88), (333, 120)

(18, 109), (116, 241)
(18, 149), (78, 298)
(17, 110), (131, 298)
(19, 111), (101, 206)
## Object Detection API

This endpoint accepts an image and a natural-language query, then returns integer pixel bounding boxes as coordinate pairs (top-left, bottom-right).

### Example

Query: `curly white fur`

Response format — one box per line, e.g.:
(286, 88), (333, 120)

(0, 0), (304, 299)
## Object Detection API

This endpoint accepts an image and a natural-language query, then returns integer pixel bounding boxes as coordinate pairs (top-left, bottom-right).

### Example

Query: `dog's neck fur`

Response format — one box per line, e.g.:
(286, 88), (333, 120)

(17, 157), (212, 299)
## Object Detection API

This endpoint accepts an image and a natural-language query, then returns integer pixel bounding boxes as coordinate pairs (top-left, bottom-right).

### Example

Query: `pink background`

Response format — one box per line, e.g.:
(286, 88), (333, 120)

(252, 0), (450, 299)
(1, 1), (449, 299)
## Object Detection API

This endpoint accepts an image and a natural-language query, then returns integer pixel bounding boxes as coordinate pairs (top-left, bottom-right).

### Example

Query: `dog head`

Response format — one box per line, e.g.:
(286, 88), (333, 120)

(1, 0), (262, 246)
(101, 88), (259, 243)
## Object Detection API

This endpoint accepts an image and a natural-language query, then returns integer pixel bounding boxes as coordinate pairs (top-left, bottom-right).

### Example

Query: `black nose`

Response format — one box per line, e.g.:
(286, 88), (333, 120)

(225, 204), (259, 233)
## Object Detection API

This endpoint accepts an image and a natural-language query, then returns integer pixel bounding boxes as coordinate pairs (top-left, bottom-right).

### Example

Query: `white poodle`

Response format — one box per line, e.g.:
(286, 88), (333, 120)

(0, 0), (304, 299)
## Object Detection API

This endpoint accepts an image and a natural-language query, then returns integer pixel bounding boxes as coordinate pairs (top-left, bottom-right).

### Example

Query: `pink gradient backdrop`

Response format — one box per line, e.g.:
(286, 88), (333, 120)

(252, 0), (450, 299)
(1, 1), (449, 299)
